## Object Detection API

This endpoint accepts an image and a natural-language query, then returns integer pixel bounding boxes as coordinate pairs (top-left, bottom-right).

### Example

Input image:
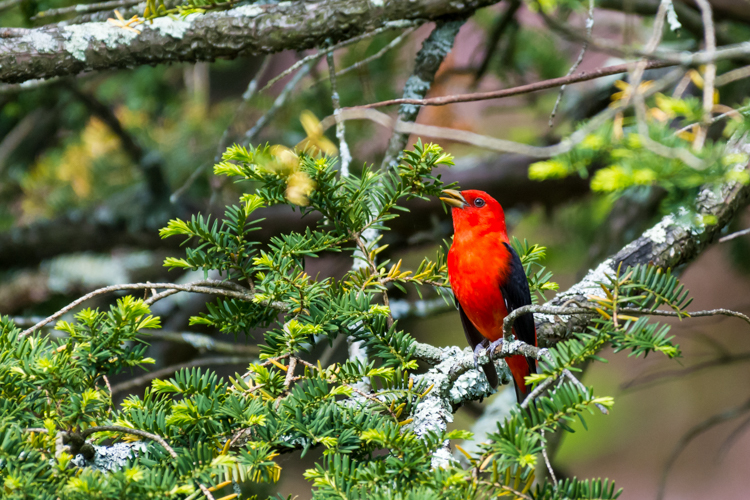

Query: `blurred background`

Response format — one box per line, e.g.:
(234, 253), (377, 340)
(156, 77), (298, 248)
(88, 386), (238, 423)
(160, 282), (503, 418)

(2, 1), (750, 498)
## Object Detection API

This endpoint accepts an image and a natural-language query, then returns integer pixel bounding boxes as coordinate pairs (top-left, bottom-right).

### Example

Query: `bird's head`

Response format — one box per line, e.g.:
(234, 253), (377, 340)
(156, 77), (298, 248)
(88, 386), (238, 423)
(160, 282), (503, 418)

(440, 189), (508, 239)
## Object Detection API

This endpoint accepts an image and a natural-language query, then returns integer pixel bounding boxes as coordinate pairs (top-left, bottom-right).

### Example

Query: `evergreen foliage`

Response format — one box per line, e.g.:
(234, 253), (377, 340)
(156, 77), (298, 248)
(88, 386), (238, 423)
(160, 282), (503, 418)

(0, 135), (698, 499)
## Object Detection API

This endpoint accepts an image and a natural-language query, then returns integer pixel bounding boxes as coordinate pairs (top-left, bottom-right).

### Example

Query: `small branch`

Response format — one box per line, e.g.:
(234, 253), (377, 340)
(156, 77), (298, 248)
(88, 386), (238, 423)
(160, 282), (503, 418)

(284, 357), (298, 389)
(540, 429), (558, 486)
(363, 60), (675, 109)
(148, 330), (259, 355)
(321, 68), (683, 158)
(549, 0), (594, 127)
(563, 369), (608, 414)
(258, 21), (418, 94)
(719, 227), (750, 242)
(111, 356), (255, 395)
(32, 0), (141, 19)
(0, 0), (22, 13)
(715, 64), (750, 86)
(657, 398), (750, 500)
(244, 60), (313, 145)
(171, 56), (271, 204)
(327, 52), (351, 176)
(473, 0), (521, 84)
(321, 28), (416, 82)
(380, 18), (466, 168)
(502, 305), (593, 341)
(20, 280), (284, 337)
(80, 425), (177, 459)
(692, 0), (717, 151)
(199, 483), (217, 500)
(622, 352), (750, 390)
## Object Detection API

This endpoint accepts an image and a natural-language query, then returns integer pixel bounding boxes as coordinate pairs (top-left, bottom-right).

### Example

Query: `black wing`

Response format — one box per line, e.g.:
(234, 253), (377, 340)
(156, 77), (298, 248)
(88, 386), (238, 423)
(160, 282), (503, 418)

(457, 302), (499, 389)
(500, 242), (537, 393)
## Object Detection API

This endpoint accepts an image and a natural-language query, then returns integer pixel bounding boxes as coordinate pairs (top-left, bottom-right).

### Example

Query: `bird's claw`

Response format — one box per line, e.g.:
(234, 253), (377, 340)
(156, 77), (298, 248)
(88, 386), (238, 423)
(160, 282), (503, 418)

(473, 340), (490, 370)
(487, 338), (504, 361)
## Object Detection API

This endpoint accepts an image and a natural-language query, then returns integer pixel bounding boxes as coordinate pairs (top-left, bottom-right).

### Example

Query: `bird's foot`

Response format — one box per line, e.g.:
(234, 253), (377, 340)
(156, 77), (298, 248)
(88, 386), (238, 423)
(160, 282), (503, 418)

(487, 338), (504, 362)
(473, 339), (490, 370)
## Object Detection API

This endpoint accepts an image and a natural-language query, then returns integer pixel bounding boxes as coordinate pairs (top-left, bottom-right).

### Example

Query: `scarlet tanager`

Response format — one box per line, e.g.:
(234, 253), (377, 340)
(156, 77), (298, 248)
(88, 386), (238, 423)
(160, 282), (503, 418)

(440, 189), (537, 403)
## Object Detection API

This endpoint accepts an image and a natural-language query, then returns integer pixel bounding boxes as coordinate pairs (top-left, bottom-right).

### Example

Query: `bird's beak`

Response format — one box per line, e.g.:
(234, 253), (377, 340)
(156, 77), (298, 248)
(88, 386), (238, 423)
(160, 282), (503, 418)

(440, 189), (468, 209)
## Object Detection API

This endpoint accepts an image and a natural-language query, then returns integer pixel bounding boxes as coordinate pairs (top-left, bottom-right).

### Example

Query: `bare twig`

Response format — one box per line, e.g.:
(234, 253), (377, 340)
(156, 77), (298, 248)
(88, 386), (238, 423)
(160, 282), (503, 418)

(199, 483), (216, 500)
(0, 0), (22, 13)
(284, 357), (298, 389)
(258, 21), (418, 94)
(171, 56), (271, 204)
(148, 330), (259, 355)
(244, 60), (313, 145)
(327, 52), (351, 176)
(473, 0), (521, 84)
(622, 352), (750, 390)
(20, 280), (284, 337)
(380, 18), (466, 168)
(110, 356), (256, 395)
(692, 0), (717, 151)
(80, 425), (177, 459)
(719, 227), (750, 242)
(715, 65), (750, 86)
(32, 0), (141, 19)
(540, 429), (558, 486)
(549, 0), (595, 127)
(657, 398), (750, 500)
(363, 60), (675, 109)
(316, 28), (416, 83)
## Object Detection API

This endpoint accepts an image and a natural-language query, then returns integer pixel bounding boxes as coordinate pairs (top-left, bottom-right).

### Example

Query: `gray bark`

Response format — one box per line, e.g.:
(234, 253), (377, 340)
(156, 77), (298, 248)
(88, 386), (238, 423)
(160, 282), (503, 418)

(0, 0), (498, 84)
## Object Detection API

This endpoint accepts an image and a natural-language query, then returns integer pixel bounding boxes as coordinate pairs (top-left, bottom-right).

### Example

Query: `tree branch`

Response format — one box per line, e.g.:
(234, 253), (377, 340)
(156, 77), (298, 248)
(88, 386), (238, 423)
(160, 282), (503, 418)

(0, 0), (498, 85)
(20, 280), (285, 336)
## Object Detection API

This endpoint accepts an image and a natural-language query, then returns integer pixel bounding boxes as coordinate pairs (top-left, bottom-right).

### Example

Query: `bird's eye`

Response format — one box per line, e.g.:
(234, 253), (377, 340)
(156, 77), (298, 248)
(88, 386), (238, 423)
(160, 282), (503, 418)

(474, 198), (485, 208)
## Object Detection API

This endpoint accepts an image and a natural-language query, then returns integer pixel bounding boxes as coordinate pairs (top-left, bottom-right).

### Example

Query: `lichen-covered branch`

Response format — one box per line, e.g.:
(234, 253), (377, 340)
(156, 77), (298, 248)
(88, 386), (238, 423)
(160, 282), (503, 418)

(0, 0), (497, 85)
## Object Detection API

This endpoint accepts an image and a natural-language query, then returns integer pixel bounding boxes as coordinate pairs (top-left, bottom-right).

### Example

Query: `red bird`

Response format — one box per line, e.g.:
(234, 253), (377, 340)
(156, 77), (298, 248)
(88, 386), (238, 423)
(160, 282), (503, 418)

(441, 189), (537, 403)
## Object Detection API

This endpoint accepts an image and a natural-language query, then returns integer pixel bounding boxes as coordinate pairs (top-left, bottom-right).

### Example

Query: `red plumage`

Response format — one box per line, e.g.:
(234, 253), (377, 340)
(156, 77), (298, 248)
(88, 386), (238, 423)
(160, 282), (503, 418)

(443, 189), (537, 403)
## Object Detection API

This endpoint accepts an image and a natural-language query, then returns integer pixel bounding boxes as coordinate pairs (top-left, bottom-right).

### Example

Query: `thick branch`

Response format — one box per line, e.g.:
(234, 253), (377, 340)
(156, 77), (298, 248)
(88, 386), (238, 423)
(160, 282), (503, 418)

(0, 0), (497, 84)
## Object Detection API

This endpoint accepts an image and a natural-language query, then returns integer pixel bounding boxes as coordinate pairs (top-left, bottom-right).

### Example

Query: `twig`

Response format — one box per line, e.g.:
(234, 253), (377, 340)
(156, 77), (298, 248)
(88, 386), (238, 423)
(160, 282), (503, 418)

(327, 52), (351, 176)
(258, 21), (418, 94)
(718, 414), (750, 459)
(0, 0), (22, 13)
(549, 0), (594, 128)
(32, 0), (141, 19)
(657, 398), (750, 500)
(20, 280), (284, 337)
(719, 227), (750, 243)
(715, 65), (750, 87)
(244, 60), (313, 145)
(380, 18), (466, 168)
(348, 385), (398, 420)
(0, 27), (29, 37)
(148, 330), (259, 355)
(563, 369), (608, 414)
(80, 425), (178, 459)
(673, 104), (750, 139)
(473, 0), (521, 84)
(520, 376), (556, 409)
(171, 56), (271, 204)
(315, 28), (416, 83)
(284, 356), (298, 389)
(110, 356), (256, 395)
(540, 429), (558, 486)
(364, 60), (675, 109)
(323, 69), (681, 158)
(622, 352), (750, 390)
(692, 0), (717, 151)
(199, 483), (216, 500)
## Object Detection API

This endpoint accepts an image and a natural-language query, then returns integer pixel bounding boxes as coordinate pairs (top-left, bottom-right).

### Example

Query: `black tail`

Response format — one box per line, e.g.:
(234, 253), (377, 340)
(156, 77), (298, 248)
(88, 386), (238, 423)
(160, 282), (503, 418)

(482, 361), (499, 389)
